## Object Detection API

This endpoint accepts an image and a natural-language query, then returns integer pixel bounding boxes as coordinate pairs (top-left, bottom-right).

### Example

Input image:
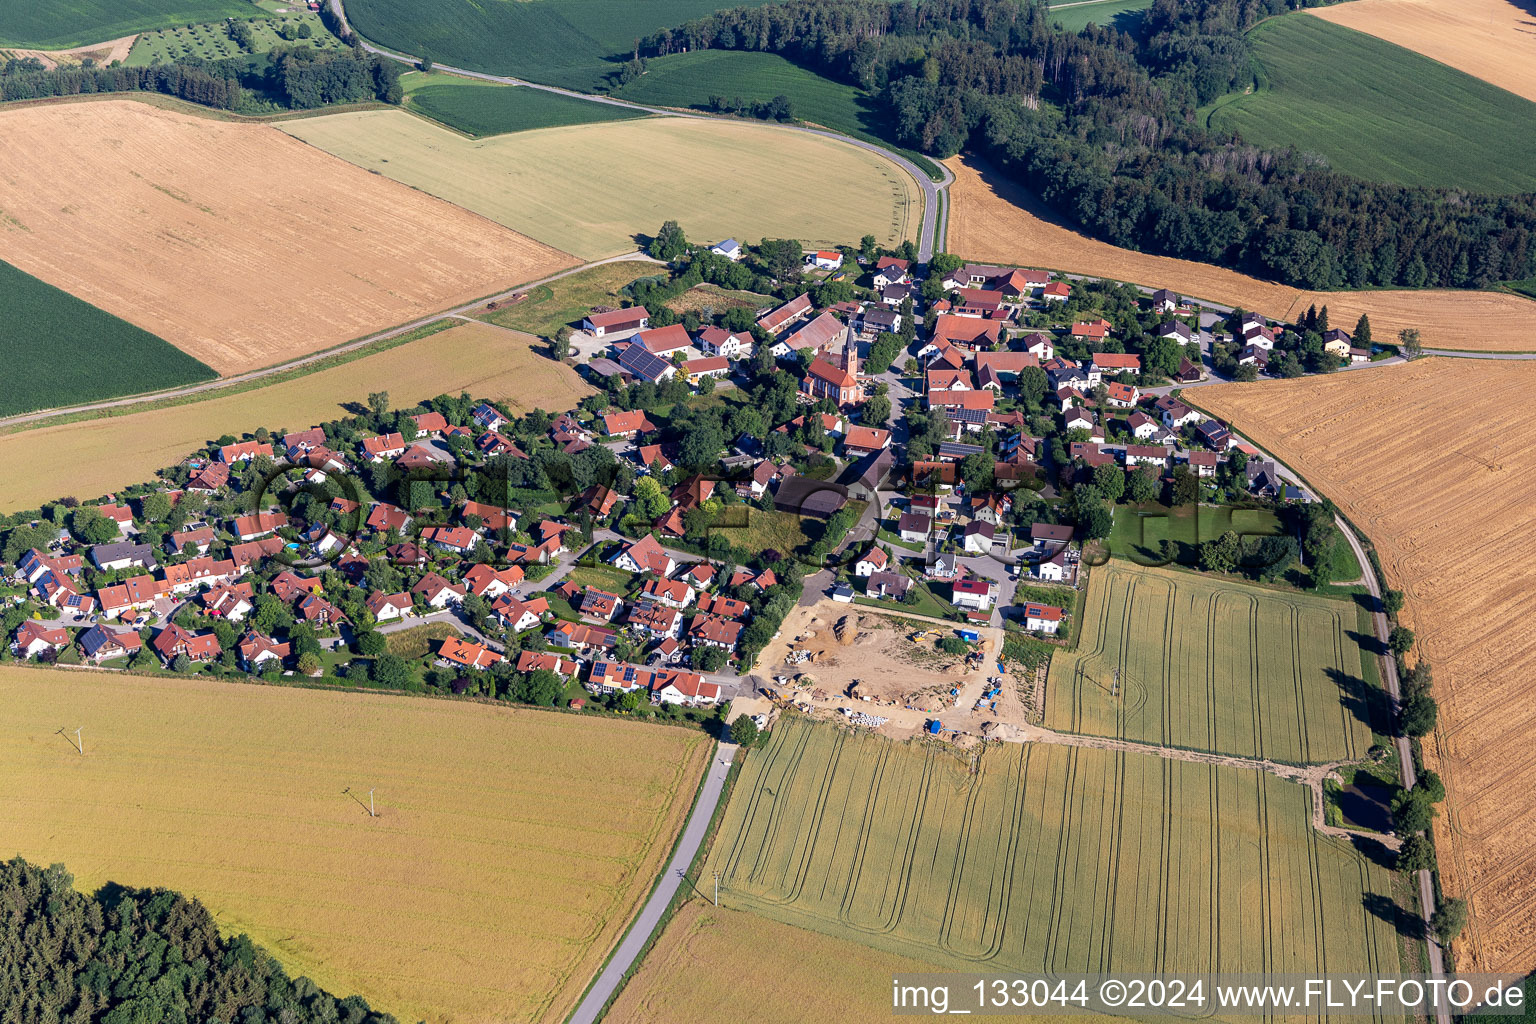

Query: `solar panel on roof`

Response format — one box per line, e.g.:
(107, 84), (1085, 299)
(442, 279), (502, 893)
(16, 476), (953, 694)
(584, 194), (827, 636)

(619, 344), (673, 382)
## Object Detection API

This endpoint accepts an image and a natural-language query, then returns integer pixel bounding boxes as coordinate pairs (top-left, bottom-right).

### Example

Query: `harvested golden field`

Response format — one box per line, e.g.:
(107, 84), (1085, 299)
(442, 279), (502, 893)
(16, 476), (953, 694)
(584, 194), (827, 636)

(1197, 359), (1536, 973)
(1310, 0), (1536, 104)
(0, 320), (592, 512)
(0, 100), (576, 373)
(0, 667), (710, 1024)
(0, 33), (135, 67)
(280, 111), (919, 260)
(609, 901), (948, 1024)
(946, 154), (1536, 351)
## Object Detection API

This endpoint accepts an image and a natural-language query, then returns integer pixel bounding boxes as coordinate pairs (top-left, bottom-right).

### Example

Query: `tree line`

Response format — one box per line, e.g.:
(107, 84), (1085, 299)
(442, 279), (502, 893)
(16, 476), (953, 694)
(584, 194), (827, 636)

(0, 856), (397, 1024)
(0, 45), (402, 110)
(639, 0), (1536, 291)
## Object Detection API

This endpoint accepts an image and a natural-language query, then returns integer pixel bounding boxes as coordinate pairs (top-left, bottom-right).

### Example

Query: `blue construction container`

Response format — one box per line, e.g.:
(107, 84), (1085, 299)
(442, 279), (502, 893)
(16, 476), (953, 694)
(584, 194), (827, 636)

(929, 720), (942, 735)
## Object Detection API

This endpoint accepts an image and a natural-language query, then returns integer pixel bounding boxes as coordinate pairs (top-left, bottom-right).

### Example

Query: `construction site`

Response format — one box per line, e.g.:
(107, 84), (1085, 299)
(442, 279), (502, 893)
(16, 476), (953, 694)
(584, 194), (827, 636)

(756, 600), (1033, 742)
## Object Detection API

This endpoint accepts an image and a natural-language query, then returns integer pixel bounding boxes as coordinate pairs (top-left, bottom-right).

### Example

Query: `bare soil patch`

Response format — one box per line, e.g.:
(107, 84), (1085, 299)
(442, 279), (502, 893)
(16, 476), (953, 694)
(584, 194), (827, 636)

(1, 33), (135, 67)
(1311, 0), (1536, 104)
(945, 154), (1536, 351)
(761, 601), (990, 712)
(0, 99), (577, 373)
(1197, 359), (1536, 973)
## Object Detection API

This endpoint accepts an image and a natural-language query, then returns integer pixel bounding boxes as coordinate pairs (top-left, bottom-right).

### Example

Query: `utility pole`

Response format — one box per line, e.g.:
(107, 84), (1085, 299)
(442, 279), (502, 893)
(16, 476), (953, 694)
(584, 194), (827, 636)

(369, 789), (376, 818)
(713, 870), (720, 907)
(75, 727), (83, 755)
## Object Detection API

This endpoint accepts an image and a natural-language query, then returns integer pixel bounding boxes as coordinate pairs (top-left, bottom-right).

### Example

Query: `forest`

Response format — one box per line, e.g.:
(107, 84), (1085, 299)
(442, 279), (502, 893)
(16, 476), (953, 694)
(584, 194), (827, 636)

(0, 856), (397, 1024)
(0, 45), (402, 110)
(639, 0), (1536, 290)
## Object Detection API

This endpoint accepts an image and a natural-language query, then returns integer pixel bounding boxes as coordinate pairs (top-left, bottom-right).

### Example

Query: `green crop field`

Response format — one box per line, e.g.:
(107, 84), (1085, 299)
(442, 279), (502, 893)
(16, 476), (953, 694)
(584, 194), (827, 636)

(612, 50), (943, 177)
(1048, 562), (1380, 764)
(712, 718), (1403, 980)
(0, 0), (251, 48)
(1049, 0), (1153, 34)
(0, 260), (216, 418)
(125, 10), (342, 66)
(403, 75), (645, 137)
(347, 0), (775, 92)
(1210, 14), (1536, 193)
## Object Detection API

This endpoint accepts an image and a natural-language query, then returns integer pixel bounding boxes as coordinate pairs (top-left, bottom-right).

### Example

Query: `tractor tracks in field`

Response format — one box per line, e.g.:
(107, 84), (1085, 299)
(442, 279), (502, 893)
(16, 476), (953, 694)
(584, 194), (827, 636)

(1000, 721), (1400, 850)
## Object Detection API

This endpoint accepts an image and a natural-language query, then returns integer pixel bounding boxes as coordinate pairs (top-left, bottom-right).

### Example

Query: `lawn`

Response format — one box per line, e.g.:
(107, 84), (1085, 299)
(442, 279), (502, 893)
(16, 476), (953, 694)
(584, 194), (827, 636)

(279, 110), (919, 259)
(709, 506), (818, 560)
(0, 667), (710, 1024)
(1048, 562), (1383, 764)
(0, 319), (592, 513)
(1209, 13), (1536, 193)
(479, 261), (655, 340)
(125, 9), (344, 66)
(0, 0), (250, 47)
(1049, 0), (1153, 33)
(403, 74), (647, 137)
(0, 258), (216, 417)
(663, 283), (774, 317)
(1105, 501), (1282, 565)
(346, 0), (777, 92)
(709, 718), (1403, 979)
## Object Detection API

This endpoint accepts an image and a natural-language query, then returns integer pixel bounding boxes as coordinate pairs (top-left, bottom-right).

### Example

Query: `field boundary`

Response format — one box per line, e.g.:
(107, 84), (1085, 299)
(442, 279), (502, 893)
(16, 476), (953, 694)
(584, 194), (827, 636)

(0, 251), (650, 437)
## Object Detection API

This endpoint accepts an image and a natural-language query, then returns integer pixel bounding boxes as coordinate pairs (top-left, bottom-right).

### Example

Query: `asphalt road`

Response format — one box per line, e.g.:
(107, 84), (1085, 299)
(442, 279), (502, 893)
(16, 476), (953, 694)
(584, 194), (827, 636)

(1210, 428), (1451, 1023)
(325, 0), (952, 261)
(567, 738), (737, 1024)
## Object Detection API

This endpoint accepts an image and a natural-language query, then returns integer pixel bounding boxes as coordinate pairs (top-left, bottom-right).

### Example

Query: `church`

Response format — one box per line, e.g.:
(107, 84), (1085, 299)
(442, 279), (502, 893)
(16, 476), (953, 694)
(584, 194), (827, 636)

(800, 327), (863, 407)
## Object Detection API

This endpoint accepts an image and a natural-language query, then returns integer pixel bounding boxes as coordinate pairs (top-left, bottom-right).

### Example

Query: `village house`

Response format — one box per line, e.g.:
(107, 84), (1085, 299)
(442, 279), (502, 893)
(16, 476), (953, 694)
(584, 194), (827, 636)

(1034, 546), (1071, 582)
(153, 622), (221, 664)
(580, 587), (623, 622)
(872, 256), (910, 288)
(627, 601), (682, 639)
(365, 590), (414, 623)
(1091, 352), (1140, 376)
(611, 534), (677, 577)
(1127, 411), (1159, 439)
(296, 593), (346, 627)
(961, 520), (996, 554)
(951, 577), (994, 612)
(366, 502), (412, 535)
(90, 542), (157, 572)
(218, 440), (272, 463)
(78, 624), (141, 663)
(689, 614), (742, 651)
(1041, 280), (1070, 303)
(855, 547), (888, 577)
(463, 564), (523, 600)
(757, 293), (812, 337)
(493, 595), (548, 633)
(898, 512), (931, 544)
(412, 572), (464, 609)
(237, 632), (291, 671)
(517, 650), (579, 678)
(709, 239), (742, 261)
(1151, 288), (1181, 313)
(233, 512), (288, 541)
(865, 570), (911, 600)
(14, 620), (70, 659)
(360, 433), (407, 462)
(437, 636), (502, 671)
(1105, 382), (1140, 408)
(696, 326), (751, 358)
(421, 525), (479, 555)
(806, 249), (843, 270)
(1023, 602), (1063, 634)
(641, 577), (695, 609)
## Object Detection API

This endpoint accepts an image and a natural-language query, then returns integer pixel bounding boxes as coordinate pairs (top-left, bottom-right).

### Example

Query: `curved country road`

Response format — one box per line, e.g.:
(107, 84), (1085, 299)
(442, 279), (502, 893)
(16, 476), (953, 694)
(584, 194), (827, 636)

(324, 0), (951, 261)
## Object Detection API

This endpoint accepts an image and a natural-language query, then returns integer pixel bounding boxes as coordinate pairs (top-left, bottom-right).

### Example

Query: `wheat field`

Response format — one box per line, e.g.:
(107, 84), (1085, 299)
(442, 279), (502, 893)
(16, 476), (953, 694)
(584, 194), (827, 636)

(945, 154), (1536, 351)
(279, 111), (919, 260)
(1197, 360), (1536, 973)
(0, 99), (576, 373)
(1310, 0), (1536, 104)
(0, 320), (592, 513)
(0, 666), (710, 1024)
